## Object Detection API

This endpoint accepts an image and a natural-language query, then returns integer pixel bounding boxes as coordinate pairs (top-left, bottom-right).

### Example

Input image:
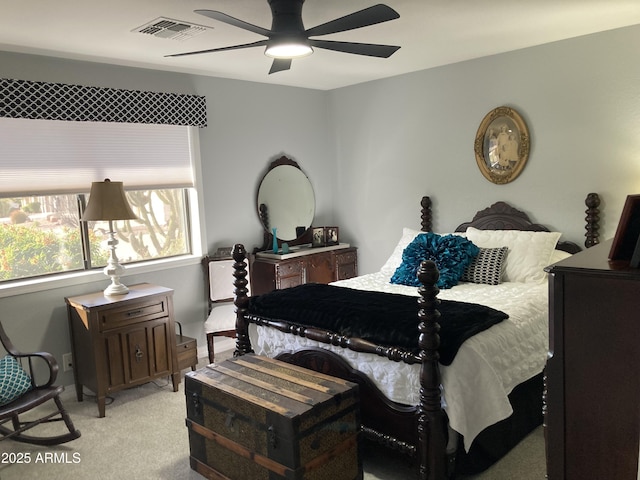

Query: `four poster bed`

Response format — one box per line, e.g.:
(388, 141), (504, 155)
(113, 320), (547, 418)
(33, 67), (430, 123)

(228, 194), (600, 479)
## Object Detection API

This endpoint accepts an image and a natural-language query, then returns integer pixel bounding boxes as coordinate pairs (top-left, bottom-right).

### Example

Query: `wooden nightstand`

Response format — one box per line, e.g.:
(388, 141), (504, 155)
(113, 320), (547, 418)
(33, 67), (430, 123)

(65, 283), (180, 417)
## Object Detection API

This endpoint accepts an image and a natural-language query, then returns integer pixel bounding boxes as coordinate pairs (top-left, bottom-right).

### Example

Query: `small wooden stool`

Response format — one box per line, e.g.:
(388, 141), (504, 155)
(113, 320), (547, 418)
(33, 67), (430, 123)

(175, 322), (197, 372)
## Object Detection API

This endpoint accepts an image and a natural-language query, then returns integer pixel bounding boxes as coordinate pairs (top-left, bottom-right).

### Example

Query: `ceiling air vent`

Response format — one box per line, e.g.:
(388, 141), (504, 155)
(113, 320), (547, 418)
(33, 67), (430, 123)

(133, 17), (209, 41)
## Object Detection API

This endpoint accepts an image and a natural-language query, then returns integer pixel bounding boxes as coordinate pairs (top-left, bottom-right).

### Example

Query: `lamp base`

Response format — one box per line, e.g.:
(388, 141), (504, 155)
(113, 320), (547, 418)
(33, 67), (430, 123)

(104, 280), (129, 296)
(102, 224), (129, 296)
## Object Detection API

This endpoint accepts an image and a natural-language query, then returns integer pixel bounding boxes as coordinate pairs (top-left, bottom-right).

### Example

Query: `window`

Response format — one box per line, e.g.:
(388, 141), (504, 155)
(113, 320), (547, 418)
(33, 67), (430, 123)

(0, 118), (200, 285)
(0, 189), (190, 282)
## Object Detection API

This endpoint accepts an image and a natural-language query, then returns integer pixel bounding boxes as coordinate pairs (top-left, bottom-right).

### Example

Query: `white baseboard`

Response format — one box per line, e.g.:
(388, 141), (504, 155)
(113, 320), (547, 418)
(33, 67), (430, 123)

(196, 336), (235, 360)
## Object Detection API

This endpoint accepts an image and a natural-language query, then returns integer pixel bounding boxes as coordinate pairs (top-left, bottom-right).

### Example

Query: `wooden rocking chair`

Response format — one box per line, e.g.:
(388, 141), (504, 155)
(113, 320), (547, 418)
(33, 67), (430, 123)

(0, 320), (81, 445)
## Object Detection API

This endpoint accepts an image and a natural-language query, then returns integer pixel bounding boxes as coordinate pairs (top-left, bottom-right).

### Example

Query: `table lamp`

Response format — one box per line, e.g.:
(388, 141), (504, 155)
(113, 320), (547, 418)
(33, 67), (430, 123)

(81, 179), (138, 295)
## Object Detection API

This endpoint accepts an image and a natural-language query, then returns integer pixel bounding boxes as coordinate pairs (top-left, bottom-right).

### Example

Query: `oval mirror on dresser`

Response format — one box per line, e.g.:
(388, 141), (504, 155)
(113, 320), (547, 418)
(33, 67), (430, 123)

(256, 156), (315, 246)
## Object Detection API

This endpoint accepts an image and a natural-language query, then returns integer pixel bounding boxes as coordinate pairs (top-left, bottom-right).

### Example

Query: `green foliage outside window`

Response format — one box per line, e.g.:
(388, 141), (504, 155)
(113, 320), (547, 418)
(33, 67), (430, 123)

(0, 225), (109, 281)
(0, 189), (189, 283)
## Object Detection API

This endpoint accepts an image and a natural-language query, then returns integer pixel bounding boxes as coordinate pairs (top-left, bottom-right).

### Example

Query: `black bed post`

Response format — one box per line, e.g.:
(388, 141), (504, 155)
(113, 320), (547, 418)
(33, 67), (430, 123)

(417, 260), (448, 480)
(232, 243), (253, 357)
(421, 196), (432, 232)
(585, 192), (600, 248)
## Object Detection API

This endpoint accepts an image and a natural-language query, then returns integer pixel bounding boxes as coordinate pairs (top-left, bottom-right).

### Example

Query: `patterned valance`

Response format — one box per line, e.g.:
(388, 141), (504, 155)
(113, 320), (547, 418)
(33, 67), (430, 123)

(0, 78), (207, 127)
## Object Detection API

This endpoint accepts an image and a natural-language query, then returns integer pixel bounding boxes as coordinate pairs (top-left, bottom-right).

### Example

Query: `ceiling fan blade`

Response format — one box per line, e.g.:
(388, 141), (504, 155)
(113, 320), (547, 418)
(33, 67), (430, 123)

(166, 40), (268, 58)
(309, 39), (399, 58)
(195, 10), (271, 37)
(269, 58), (292, 74)
(305, 4), (399, 37)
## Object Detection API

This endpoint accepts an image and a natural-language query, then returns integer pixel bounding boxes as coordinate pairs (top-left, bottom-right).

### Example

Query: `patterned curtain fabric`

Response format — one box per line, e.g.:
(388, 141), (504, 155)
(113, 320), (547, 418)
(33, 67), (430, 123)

(0, 78), (207, 127)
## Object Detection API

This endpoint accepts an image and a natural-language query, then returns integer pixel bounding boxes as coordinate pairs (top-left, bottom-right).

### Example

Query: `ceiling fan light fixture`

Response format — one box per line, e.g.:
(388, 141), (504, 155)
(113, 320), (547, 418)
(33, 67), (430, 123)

(172, 3), (401, 74)
(265, 39), (313, 59)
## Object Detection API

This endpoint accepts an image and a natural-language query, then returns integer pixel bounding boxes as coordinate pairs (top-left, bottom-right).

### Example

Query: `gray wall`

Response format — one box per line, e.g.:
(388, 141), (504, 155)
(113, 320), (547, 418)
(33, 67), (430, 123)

(1, 24), (639, 385)
(0, 52), (332, 385)
(330, 24), (640, 273)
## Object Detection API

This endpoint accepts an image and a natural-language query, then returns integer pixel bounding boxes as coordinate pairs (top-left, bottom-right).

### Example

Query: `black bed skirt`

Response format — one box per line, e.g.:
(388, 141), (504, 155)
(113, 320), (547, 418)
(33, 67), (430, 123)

(456, 372), (543, 474)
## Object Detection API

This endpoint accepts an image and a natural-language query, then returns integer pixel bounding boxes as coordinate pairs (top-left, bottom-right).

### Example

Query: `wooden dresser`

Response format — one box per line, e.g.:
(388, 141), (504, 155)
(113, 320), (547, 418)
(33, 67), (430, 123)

(65, 283), (180, 417)
(545, 239), (640, 479)
(251, 244), (357, 295)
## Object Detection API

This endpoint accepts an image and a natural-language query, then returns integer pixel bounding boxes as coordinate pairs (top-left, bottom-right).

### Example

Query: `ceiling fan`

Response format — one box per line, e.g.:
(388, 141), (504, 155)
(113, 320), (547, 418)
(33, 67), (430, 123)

(166, 0), (400, 74)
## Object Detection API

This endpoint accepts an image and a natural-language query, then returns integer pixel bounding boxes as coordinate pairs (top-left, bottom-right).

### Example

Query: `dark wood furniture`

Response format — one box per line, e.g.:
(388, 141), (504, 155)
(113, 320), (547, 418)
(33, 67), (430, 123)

(251, 245), (358, 295)
(185, 354), (361, 480)
(545, 238), (640, 479)
(175, 322), (197, 372)
(230, 194), (600, 479)
(0, 320), (81, 445)
(65, 283), (179, 417)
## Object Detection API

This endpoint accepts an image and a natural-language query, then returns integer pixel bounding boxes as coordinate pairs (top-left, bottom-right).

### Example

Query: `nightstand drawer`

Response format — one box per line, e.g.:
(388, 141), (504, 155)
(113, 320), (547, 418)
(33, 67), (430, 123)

(99, 298), (169, 332)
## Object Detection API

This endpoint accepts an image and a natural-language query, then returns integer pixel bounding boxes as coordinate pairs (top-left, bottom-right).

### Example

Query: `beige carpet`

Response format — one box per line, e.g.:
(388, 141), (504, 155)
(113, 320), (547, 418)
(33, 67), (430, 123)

(0, 346), (546, 480)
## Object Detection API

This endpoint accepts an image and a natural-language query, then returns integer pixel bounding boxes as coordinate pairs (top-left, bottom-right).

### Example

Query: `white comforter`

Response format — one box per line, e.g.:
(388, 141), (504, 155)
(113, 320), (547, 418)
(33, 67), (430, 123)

(250, 271), (548, 451)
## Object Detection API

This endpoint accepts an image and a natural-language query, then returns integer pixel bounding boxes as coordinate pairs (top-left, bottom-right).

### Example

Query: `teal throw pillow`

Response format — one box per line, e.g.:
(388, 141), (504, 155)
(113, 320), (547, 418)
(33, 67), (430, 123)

(391, 233), (479, 289)
(0, 355), (33, 406)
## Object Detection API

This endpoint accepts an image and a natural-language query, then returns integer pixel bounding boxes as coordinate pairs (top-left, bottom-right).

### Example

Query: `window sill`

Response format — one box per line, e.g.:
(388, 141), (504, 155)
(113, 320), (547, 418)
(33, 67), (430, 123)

(0, 255), (202, 299)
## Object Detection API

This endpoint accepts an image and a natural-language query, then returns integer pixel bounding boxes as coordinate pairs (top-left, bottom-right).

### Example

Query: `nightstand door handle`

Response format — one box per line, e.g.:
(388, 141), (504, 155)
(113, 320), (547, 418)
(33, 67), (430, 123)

(127, 310), (143, 317)
(134, 344), (144, 362)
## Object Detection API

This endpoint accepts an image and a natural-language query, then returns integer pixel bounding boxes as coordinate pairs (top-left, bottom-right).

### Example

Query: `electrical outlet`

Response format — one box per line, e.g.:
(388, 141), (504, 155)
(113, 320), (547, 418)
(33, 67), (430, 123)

(62, 353), (73, 372)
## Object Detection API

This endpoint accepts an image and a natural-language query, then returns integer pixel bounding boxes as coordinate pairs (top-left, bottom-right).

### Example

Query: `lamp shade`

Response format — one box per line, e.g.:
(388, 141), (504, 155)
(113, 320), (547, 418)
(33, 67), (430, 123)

(81, 179), (138, 221)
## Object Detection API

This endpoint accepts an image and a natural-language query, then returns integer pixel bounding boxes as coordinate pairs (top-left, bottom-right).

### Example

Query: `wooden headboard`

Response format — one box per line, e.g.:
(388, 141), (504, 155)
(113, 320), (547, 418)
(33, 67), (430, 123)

(419, 193), (601, 254)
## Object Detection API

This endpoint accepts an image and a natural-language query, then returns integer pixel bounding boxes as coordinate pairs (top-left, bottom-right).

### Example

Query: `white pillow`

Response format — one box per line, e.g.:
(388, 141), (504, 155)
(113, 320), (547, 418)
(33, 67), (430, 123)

(549, 249), (572, 264)
(380, 227), (422, 275)
(465, 227), (561, 283)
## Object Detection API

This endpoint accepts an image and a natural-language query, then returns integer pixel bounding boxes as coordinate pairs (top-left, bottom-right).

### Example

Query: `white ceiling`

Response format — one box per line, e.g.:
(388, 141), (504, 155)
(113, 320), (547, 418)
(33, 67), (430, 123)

(1, 0), (640, 91)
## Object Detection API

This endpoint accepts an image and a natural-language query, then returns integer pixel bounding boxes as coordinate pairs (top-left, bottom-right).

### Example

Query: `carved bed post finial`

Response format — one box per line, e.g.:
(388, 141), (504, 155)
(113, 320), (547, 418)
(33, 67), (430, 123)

(232, 244), (253, 357)
(421, 196), (432, 232)
(585, 193), (600, 248)
(416, 260), (448, 480)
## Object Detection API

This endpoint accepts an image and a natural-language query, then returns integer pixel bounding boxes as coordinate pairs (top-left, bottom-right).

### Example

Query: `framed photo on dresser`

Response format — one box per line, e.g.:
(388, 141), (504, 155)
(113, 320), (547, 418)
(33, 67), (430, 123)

(324, 227), (339, 246)
(312, 227), (325, 247)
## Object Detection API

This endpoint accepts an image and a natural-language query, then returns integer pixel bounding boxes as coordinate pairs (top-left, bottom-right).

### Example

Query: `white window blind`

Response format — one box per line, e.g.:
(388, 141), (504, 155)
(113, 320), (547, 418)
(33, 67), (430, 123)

(0, 118), (194, 196)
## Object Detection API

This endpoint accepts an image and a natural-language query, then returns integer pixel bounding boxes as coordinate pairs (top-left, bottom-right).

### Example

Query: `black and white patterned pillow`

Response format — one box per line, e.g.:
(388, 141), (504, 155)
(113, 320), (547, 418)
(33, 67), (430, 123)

(461, 247), (508, 285)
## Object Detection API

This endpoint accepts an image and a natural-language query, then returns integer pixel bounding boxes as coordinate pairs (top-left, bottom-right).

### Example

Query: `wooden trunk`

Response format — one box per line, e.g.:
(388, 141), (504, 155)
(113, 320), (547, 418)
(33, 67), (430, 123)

(185, 354), (362, 480)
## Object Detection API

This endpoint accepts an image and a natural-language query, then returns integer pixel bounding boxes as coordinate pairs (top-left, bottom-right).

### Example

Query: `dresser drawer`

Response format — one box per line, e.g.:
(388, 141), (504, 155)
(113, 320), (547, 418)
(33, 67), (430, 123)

(335, 248), (357, 280)
(277, 275), (304, 290)
(337, 263), (357, 281)
(99, 297), (169, 332)
(275, 260), (303, 278)
(335, 251), (357, 265)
